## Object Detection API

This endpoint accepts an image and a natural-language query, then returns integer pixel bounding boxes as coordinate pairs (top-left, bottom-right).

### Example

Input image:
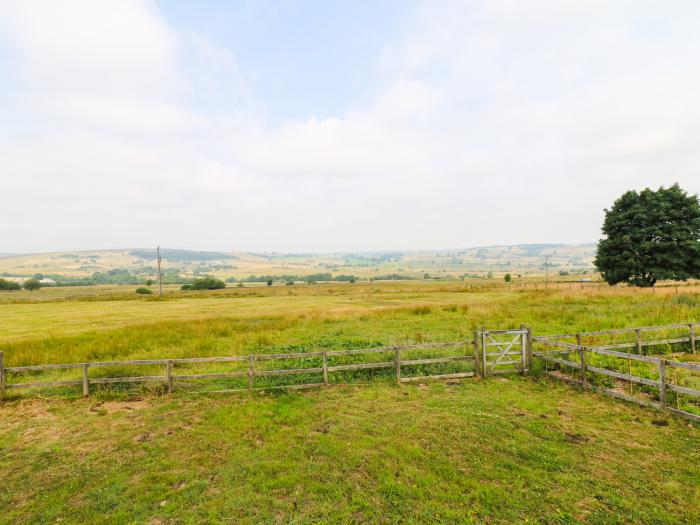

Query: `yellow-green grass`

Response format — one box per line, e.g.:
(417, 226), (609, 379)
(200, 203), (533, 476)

(0, 380), (698, 524)
(1, 282), (699, 404)
(1, 283), (699, 369)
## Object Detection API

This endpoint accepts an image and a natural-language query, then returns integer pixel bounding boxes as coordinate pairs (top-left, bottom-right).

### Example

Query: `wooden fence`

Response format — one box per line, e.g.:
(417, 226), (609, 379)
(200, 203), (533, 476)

(2, 321), (699, 425)
(0, 328), (532, 398)
(0, 341), (475, 397)
(534, 323), (700, 423)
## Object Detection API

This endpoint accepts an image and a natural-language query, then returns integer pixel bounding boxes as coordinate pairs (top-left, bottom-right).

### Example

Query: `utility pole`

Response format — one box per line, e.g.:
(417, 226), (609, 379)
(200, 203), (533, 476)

(545, 254), (549, 294)
(157, 246), (163, 298)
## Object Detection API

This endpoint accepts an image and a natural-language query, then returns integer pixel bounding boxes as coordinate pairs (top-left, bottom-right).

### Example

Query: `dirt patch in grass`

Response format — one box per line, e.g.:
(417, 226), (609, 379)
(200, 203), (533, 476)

(92, 399), (150, 413)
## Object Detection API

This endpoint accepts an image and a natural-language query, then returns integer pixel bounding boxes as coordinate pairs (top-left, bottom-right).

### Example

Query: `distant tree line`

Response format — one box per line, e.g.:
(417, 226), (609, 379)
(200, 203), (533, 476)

(0, 278), (21, 290)
(15, 269), (190, 287)
(369, 274), (414, 281)
(129, 249), (234, 262)
(181, 277), (226, 290)
(227, 273), (359, 284)
(0, 278), (42, 291)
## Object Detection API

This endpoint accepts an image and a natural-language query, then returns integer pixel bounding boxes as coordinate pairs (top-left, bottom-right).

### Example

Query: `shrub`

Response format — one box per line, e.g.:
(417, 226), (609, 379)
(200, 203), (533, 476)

(672, 294), (700, 307)
(135, 287), (153, 295)
(23, 279), (41, 292)
(504, 273), (512, 282)
(411, 305), (432, 315)
(145, 279), (153, 286)
(285, 280), (295, 286)
(188, 277), (226, 290)
(267, 279), (273, 287)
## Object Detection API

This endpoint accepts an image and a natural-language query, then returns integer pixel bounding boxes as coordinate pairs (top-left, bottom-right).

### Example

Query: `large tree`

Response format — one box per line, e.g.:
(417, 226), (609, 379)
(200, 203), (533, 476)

(595, 184), (700, 287)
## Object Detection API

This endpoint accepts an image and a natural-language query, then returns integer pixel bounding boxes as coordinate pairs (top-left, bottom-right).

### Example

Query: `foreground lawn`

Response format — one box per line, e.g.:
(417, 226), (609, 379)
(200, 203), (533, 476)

(0, 378), (698, 524)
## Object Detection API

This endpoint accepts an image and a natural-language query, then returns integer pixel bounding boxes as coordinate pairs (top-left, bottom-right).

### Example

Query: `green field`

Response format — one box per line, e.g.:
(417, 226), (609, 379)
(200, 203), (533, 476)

(1, 282), (699, 523)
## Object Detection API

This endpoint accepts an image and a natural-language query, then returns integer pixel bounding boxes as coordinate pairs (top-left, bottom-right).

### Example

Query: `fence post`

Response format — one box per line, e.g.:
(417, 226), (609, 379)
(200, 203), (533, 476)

(690, 324), (696, 354)
(575, 334), (586, 387)
(322, 351), (329, 386)
(248, 355), (255, 391)
(473, 332), (481, 378)
(481, 327), (488, 377)
(0, 351), (5, 400)
(166, 360), (173, 394)
(658, 360), (667, 409)
(635, 329), (642, 355)
(519, 324), (527, 373)
(82, 364), (89, 397)
(395, 348), (401, 383)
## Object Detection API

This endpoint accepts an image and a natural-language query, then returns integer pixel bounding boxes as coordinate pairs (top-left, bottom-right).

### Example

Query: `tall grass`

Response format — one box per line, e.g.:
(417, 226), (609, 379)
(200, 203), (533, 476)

(2, 282), (699, 398)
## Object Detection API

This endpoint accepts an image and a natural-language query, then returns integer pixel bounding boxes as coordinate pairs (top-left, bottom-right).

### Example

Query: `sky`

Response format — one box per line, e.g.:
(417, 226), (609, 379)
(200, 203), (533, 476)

(1, 0), (699, 253)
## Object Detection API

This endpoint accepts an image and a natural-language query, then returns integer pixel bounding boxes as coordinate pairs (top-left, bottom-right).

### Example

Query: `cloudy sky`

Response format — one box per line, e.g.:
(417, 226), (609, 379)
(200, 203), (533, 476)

(1, 1), (699, 253)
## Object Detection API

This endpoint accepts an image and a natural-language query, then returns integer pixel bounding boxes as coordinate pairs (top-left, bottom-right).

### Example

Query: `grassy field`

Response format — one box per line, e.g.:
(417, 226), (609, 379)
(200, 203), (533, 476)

(1, 282), (699, 523)
(1, 380), (698, 524)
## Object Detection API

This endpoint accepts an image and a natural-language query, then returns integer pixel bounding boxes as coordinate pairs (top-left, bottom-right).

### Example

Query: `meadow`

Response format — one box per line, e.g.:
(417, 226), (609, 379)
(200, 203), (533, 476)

(1, 281), (699, 523)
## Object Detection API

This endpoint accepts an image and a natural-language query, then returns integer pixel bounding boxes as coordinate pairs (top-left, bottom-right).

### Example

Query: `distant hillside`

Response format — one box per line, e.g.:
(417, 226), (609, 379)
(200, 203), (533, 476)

(0, 244), (597, 281)
(129, 249), (235, 261)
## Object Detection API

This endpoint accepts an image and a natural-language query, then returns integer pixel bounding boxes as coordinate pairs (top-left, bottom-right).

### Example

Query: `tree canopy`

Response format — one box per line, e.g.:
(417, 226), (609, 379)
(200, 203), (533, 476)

(595, 184), (700, 287)
(182, 277), (226, 290)
(0, 278), (21, 291)
(23, 278), (42, 292)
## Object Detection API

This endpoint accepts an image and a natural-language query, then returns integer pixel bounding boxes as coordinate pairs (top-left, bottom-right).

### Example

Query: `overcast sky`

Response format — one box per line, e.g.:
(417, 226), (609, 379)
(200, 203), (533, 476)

(1, 1), (699, 253)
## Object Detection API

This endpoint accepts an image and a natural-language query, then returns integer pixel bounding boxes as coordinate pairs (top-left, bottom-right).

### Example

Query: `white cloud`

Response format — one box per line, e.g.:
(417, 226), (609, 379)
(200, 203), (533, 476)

(1, 0), (700, 251)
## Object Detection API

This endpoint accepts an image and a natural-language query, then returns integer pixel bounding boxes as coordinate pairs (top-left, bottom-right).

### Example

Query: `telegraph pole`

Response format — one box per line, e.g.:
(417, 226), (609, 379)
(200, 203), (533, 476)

(545, 254), (549, 294)
(157, 246), (163, 298)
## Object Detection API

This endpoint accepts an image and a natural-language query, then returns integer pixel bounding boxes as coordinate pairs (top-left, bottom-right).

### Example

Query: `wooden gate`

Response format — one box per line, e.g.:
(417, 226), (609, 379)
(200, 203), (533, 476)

(477, 326), (531, 377)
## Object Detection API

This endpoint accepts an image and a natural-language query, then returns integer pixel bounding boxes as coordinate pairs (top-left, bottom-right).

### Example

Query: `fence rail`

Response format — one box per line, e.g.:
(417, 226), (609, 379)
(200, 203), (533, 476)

(0, 340), (481, 397)
(2, 321), (699, 425)
(534, 324), (700, 423)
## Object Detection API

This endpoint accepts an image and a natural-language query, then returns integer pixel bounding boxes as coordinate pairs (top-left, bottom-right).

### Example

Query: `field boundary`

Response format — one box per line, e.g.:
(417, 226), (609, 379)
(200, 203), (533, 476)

(534, 322), (700, 423)
(0, 340), (486, 397)
(2, 322), (699, 424)
(0, 328), (531, 398)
